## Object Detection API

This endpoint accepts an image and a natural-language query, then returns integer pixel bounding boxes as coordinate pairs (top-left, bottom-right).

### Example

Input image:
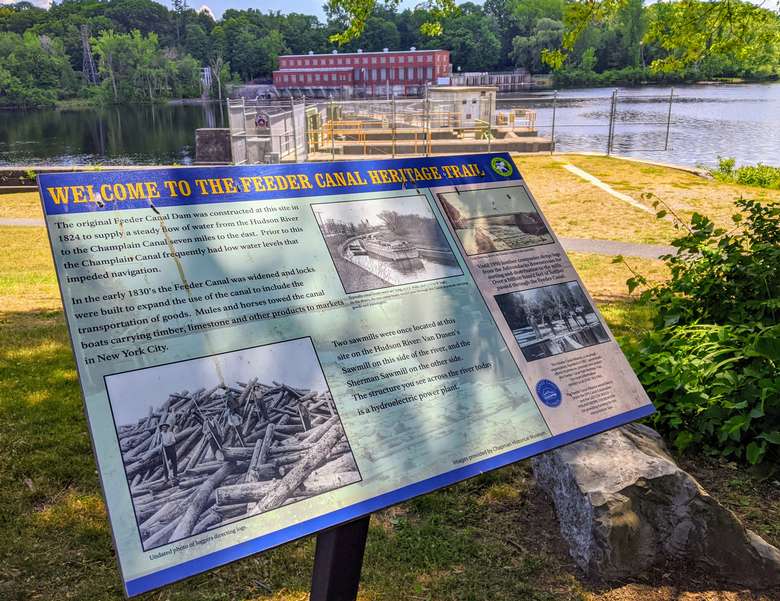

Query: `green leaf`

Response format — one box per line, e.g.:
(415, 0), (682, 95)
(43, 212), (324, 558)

(758, 431), (780, 445)
(675, 430), (695, 452)
(746, 441), (765, 465)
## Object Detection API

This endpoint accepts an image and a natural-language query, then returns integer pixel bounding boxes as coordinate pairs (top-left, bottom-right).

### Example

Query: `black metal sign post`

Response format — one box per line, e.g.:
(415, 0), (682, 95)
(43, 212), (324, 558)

(310, 515), (371, 601)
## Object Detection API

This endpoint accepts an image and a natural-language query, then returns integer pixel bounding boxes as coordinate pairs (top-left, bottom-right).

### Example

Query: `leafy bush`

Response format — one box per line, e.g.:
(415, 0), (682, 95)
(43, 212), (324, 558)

(619, 197), (779, 468)
(625, 323), (779, 466)
(712, 157), (780, 189)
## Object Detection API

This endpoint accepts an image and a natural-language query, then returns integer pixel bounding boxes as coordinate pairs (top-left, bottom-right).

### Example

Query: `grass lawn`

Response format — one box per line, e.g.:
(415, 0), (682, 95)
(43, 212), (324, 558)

(513, 154), (780, 245)
(1, 158), (778, 601)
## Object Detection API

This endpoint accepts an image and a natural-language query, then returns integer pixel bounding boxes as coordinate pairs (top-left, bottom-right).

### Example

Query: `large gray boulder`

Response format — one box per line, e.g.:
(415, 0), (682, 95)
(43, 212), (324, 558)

(532, 423), (780, 588)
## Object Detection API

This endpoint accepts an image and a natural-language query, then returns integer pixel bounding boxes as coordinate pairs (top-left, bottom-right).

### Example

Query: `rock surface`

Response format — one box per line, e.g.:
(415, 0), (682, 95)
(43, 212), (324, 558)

(532, 423), (780, 588)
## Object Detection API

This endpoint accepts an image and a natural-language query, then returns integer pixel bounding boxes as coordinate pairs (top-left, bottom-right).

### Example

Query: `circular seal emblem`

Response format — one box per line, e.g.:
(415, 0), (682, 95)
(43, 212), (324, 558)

(535, 379), (562, 407)
(490, 156), (514, 177)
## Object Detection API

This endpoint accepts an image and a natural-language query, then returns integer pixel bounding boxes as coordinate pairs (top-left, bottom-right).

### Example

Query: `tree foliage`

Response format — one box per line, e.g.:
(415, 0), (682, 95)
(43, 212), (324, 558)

(0, 0), (778, 108)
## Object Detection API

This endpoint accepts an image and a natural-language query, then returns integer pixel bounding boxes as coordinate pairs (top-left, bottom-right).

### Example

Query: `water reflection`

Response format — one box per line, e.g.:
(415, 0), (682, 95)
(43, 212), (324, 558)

(0, 102), (226, 166)
(1, 83), (778, 167)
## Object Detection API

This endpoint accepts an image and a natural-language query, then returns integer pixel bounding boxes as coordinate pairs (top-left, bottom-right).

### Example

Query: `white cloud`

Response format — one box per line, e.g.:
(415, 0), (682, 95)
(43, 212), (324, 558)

(0, 0), (52, 7)
(197, 4), (215, 19)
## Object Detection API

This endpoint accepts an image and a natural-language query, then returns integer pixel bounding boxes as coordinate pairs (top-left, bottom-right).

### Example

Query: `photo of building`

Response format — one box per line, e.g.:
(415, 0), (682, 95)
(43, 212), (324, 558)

(273, 48), (451, 97)
(495, 281), (610, 361)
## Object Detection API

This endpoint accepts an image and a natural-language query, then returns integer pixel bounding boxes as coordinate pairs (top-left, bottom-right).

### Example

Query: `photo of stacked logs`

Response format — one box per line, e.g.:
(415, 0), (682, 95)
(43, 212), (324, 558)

(115, 379), (361, 550)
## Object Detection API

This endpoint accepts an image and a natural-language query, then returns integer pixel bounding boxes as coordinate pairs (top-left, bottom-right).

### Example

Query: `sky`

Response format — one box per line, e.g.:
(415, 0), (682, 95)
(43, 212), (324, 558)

(0, 0), (459, 18)
(172, 0), (460, 20)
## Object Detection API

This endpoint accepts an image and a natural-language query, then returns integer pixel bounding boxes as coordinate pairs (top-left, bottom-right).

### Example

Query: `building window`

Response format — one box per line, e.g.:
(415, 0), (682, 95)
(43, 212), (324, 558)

(389, 57), (395, 63)
(399, 68), (404, 81)
(417, 67), (423, 79)
(380, 68), (386, 80)
(371, 68), (377, 80)
(407, 67), (414, 79)
(426, 67), (432, 79)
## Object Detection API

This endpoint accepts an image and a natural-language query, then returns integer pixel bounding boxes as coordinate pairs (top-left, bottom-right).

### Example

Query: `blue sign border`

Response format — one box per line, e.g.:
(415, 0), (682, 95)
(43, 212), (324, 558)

(38, 153), (522, 215)
(126, 403), (653, 596)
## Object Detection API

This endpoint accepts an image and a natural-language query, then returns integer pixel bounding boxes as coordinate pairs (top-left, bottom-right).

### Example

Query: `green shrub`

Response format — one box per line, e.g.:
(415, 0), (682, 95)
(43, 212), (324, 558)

(624, 323), (779, 466)
(618, 197), (779, 468)
(712, 157), (780, 189)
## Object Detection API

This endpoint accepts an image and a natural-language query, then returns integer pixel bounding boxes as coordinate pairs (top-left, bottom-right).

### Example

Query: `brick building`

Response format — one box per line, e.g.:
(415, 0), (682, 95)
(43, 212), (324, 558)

(272, 48), (451, 97)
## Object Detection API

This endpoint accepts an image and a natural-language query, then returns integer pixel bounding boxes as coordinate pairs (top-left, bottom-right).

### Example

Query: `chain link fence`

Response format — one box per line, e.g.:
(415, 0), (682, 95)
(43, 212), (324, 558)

(225, 89), (676, 164)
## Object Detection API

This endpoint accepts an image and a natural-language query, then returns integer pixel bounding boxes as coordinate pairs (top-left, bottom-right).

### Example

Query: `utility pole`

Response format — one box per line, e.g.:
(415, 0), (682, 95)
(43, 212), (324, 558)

(81, 25), (98, 85)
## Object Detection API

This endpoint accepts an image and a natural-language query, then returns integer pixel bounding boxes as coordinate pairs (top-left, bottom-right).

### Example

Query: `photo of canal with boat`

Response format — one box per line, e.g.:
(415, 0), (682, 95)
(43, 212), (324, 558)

(312, 195), (463, 294)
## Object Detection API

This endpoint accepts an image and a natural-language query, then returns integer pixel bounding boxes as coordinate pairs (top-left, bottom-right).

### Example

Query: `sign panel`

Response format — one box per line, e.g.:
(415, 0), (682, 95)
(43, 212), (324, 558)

(38, 153), (653, 596)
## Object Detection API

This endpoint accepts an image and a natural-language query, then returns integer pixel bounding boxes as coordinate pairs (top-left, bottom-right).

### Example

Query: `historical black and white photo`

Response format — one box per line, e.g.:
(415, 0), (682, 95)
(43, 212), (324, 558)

(438, 186), (553, 255)
(104, 338), (360, 551)
(495, 281), (610, 361)
(312, 195), (462, 294)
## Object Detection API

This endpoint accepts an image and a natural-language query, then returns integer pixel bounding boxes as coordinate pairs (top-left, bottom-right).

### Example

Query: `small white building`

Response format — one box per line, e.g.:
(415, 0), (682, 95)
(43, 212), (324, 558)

(428, 86), (497, 127)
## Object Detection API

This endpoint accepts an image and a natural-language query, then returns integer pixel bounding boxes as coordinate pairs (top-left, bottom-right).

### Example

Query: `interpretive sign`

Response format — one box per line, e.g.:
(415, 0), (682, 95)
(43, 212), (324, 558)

(39, 153), (653, 596)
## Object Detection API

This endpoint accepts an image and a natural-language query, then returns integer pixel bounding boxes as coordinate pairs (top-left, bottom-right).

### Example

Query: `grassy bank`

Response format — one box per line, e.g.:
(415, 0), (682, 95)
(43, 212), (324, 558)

(1, 156), (778, 601)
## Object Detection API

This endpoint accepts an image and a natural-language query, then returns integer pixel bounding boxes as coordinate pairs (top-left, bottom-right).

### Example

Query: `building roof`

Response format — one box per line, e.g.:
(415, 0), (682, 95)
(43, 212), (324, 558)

(283, 49), (447, 58)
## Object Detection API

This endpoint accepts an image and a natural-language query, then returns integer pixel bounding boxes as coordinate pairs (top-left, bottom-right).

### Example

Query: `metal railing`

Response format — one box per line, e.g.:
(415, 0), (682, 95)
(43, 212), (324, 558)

(499, 89), (676, 155)
(225, 88), (676, 163)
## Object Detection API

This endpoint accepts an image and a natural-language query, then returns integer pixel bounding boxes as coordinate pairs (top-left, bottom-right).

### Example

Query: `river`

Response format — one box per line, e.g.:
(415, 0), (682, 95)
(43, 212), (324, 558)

(0, 83), (778, 167)
(0, 102), (226, 166)
(498, 82), (780, 168)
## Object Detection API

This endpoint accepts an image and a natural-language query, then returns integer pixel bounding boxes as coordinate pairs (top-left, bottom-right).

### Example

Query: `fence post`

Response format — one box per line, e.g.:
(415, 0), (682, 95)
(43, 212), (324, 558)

(664, 87), (674, 151)
(329, 96), (335, 161)
(550, 90), (558, 155)
(302, 95), (308, 156)
(424, 84), (431, 157)
(290, 96), (299, 163)
(606, 89), (617, 156)
(391, 94), (396, 158)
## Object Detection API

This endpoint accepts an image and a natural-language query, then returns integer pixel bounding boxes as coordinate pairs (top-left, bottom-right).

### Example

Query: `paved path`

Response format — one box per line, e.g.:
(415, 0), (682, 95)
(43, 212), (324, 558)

(0, 218), (44, 227)
(563, 163), (658, 215)
(559, 237), (674, 259)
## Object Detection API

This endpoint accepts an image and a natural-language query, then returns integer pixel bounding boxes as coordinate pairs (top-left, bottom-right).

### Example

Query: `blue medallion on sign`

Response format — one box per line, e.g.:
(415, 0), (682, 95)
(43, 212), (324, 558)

(535, 379), (562, 407)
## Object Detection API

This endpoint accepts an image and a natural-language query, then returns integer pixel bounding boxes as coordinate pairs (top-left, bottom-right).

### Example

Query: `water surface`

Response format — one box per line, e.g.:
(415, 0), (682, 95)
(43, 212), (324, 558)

(498, 82), (780, 167)
(1, 83), (778, 167)
(0, 102), (225, 166)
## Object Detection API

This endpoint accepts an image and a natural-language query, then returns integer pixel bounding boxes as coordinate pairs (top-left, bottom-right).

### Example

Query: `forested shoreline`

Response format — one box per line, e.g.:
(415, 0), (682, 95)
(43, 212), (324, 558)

(0, 0), (778, 108)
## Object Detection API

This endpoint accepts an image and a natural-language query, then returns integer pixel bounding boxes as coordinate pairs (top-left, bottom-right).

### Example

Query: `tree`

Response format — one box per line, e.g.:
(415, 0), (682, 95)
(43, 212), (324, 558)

(325, 0), (779, 74)
(92, 29), (200, 102)
(209, 54), (224, 101)
(0, 31), (79, 107)
(511, 18), (564, 73)
(436, 4), (501, 72)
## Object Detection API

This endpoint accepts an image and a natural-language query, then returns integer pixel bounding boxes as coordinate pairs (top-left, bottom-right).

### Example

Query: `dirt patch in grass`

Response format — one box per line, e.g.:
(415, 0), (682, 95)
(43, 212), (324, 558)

(679, 455), (780, 549)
